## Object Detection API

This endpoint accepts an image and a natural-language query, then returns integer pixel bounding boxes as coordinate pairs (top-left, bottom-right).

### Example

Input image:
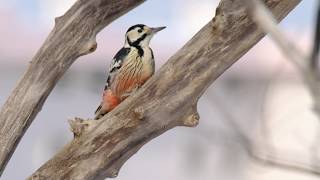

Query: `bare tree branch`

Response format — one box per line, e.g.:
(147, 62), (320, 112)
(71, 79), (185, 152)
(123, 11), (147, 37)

(243, 0), (320, 175)
(249, 149), (320, 176)
(245, 0), (320, 115)
(209, 92), (320, 176)
(26, 0), (301, 179)
(244, 0), (307, 70)
(311, 1), (320, 70)
(0, 0), (145, 176)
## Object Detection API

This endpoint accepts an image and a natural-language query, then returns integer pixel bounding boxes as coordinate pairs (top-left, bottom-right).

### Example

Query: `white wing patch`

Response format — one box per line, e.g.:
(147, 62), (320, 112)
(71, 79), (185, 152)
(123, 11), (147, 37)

(104, 47), (131, 90)
(109, 59), (122, 72)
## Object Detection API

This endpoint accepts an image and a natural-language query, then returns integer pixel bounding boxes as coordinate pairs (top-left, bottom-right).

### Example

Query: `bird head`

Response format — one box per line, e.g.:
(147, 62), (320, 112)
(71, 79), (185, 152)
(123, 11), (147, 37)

(125, 24), (166, 48)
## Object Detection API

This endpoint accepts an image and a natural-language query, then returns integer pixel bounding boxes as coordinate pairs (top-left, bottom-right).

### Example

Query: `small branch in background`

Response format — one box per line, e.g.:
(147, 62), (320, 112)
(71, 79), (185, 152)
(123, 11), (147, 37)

(208, 92), (320, 177)
(310, 0), (320, 172)
(248, 149), (320, 177)
(311, 1), (320, 71)
(244, 0), (320, 176)
(243, 0), (320, 113)
(243, 0), (306, 70)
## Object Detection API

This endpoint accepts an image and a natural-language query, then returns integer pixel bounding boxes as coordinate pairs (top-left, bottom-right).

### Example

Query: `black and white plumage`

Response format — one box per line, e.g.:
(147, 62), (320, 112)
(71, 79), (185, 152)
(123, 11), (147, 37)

(105, 47), (131, 89)
(95, 24), (166, 119)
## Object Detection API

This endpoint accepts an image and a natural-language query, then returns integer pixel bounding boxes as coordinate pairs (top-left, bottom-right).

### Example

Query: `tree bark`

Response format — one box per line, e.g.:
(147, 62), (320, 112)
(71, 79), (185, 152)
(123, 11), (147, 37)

(28, 0), (301, 179)
(0, 0), (145, 176)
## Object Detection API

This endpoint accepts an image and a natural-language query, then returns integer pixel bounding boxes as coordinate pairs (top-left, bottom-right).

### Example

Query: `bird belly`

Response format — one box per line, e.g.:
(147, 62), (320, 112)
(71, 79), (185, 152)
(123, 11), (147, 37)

(111, 60), (142, 98)
(112, 57), (154, 99)
(102, 89), (120, 112)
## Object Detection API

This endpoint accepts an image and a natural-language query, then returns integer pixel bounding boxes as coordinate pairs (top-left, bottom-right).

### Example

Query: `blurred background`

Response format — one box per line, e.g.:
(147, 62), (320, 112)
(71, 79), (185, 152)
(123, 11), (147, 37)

(0, 0), (320, 179)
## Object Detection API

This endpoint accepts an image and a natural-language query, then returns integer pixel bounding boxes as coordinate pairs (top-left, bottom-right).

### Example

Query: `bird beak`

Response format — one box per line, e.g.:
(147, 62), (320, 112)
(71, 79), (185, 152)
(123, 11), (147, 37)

(150, 26), (166, 34)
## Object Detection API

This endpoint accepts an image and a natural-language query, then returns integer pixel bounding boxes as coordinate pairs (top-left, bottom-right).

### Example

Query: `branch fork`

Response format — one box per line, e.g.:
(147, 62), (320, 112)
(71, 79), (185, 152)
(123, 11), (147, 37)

(28, 1), (301, 179)
(0, 0), (301, 179)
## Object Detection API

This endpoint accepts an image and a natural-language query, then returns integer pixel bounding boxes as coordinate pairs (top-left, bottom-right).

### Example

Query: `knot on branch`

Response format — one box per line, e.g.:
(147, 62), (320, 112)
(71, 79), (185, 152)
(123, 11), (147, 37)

(182, 112), (200, 127)
(211, 6), (227, 33)
(54, 16), (63, 26)
(133, 106), (145, 120)
(68, 117), (95, 138)
(79, 40), (97, 56)
(106, 168), (119, 178)
(29, 173), (46, 180)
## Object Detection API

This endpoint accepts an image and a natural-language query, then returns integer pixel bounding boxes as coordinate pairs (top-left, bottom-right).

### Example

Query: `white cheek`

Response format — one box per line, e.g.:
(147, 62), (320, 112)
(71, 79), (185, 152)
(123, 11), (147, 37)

(129, 32), (140, 42)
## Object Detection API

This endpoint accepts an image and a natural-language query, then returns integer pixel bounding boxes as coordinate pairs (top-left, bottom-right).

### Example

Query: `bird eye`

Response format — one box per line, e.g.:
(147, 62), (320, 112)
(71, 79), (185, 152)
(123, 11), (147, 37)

(138, 29), (143, 33)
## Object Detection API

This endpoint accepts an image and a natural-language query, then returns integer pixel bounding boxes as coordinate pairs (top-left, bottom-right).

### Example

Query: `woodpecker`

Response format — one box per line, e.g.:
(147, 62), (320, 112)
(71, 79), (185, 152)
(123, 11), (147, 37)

(94, 24), (166, 119)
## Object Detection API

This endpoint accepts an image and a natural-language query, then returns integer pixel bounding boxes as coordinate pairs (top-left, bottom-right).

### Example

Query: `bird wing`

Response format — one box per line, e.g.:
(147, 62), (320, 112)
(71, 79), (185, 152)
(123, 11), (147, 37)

(105, 47), (132, 90)
(94, 47), (132, 118)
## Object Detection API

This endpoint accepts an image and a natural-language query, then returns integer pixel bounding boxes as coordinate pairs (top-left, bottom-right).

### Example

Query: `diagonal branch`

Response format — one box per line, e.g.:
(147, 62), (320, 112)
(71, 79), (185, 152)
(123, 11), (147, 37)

(0, 0), (145, 176)
(28, 0), (301, 179)
(311, 1), (320, 70)
(244, 0), (320, 175)
(244, 0), (307, 70)
(248, 149), (320, 176)
(209, 93), (320, 176)
(243, 0), (320, 114)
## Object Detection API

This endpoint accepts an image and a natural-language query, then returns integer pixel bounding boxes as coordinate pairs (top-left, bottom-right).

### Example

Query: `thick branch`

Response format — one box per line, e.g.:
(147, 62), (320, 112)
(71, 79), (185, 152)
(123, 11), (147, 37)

(0, 0), (145, 176)
(29, 0), (301, 179)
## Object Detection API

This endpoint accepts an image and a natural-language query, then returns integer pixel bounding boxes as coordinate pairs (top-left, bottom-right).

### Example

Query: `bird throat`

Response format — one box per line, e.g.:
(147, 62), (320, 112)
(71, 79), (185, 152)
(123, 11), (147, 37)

(126, 34), (148, 57)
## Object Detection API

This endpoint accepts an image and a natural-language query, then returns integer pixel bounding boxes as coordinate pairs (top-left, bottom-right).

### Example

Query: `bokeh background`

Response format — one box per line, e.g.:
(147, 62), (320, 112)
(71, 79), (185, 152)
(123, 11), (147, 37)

(0, 0), (319, 179)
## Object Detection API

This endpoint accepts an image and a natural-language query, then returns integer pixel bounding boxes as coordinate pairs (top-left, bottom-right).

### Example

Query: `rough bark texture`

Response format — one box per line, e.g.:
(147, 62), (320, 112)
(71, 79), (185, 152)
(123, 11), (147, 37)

(0, 0), (145, 176)
(29, 0), (301, 179)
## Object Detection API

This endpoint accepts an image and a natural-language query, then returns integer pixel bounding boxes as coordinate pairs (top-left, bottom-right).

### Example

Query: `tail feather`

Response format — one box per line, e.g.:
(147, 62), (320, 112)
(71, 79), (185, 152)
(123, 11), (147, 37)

(95, 104), (102, 115)
(94, 104), (106, 120)
(94, 90), (120, 120)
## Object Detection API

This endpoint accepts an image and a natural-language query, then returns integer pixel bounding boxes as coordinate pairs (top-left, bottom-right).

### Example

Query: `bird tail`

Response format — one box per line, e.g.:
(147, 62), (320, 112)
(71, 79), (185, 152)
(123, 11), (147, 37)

(94, 104), (106, 120)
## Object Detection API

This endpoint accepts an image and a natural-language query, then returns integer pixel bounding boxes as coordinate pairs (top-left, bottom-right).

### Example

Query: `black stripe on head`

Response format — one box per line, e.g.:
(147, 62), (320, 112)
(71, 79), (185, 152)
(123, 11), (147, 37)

(132, 33), (147, 47)
(127, 24), (145, 33)
(127, 33), (147, 57)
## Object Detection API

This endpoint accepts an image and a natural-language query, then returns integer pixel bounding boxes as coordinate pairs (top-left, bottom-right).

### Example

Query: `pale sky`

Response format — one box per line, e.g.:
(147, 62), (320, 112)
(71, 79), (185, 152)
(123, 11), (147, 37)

(0, 0), (317, 70)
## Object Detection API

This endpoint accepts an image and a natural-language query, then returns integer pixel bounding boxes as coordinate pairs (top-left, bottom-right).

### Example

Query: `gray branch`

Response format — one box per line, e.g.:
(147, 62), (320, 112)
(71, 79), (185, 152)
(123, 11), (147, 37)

(0, 0), (145, 176)
(244, 0), (320, 175)
(25, 0), (301, 179)
(311, 1), (320, 70)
